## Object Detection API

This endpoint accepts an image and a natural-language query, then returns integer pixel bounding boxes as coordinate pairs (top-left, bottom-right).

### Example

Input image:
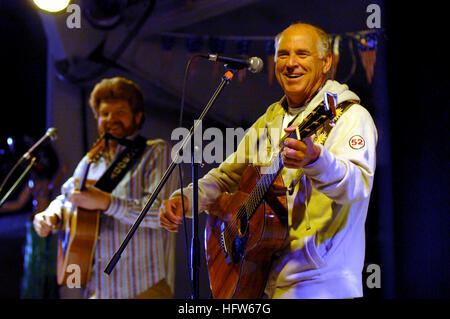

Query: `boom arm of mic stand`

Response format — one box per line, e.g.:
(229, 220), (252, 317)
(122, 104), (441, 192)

(104, 70), (235, 276)
(0, 157), (36, 208)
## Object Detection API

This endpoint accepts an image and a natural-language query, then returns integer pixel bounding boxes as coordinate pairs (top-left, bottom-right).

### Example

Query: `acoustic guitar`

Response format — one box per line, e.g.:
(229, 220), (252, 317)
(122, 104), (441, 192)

(205, 92), (338, 298)
(57, 136), (106, 287)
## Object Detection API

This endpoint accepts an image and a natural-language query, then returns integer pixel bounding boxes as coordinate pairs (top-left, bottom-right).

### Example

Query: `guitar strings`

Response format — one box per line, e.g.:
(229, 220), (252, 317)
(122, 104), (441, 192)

(222, 154), (282, 245)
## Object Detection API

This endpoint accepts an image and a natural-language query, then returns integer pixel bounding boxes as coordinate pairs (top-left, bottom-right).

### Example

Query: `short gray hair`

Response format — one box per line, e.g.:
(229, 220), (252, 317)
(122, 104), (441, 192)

(274, 22), (331, 59)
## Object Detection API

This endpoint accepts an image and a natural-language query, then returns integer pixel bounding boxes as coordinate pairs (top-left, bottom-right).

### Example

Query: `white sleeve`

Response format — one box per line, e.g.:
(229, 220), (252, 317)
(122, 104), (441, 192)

(302, 104), (378, 205)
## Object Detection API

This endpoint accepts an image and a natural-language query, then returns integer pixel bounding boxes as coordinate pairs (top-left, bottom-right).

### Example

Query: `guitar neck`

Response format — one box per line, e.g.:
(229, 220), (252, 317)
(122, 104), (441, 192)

(244, 153), (284, 220)
(77, 134), (107, 191)
(242, 109), (325, 219)
(79, 162), (92, 191)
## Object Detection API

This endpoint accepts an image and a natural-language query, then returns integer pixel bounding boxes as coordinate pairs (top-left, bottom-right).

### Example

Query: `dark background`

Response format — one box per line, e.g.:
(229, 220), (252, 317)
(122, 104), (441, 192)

(0, 0), (447, 300)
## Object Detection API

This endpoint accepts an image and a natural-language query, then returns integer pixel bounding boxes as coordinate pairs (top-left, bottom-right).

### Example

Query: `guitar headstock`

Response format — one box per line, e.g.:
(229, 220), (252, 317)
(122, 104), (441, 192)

(86, 134), (107, 164)
(295, 91), (338, 139)
(278, 91), (339, 147)
(323, 91), (338, 125)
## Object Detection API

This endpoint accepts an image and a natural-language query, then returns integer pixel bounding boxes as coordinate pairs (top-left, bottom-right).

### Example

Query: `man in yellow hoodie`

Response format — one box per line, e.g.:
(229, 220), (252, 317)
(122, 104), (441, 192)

(160, 22), (378, 299)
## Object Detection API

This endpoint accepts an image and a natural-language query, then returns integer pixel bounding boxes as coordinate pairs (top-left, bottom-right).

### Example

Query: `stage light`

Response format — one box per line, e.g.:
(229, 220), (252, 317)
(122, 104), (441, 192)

(32, 0), (71, 13)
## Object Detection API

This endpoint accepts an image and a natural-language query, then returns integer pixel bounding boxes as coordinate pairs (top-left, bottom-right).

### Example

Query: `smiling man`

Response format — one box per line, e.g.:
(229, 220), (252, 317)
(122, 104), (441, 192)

(275, 23), (332, 108)
(33, 77), (177, 299)
(160, 23), (378, 299)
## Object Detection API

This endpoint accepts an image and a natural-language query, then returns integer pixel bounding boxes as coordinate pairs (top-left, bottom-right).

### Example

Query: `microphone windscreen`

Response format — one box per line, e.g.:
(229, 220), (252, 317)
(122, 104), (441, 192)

(249, 57), (264, 73)
(47, 128), (58, 141)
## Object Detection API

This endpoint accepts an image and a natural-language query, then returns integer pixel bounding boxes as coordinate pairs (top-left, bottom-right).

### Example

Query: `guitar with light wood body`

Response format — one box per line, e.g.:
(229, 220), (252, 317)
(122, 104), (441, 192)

(57, 137), (106, 287)
(205, 92), (338, 298)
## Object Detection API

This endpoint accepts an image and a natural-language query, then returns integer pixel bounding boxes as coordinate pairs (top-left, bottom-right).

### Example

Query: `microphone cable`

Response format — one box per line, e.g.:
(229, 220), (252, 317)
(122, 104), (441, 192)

(177, 53), (204, 297)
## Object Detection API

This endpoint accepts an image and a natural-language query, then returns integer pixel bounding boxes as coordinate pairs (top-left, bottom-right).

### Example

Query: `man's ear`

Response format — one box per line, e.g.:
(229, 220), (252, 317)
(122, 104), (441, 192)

(322, 52), (333, 75)
(136, 112), (144, 126)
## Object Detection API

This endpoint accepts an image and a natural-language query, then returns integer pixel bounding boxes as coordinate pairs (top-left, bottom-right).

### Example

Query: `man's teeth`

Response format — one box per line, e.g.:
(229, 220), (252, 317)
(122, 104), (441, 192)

(286, 74), (301, 78)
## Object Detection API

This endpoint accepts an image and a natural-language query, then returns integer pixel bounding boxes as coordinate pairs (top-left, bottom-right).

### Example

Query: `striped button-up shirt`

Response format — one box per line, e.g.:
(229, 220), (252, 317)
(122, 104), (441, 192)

(52, 137), (177, 298)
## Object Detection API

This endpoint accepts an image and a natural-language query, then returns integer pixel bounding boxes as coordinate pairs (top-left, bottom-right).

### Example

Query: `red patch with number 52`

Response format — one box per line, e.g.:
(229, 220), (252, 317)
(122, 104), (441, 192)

(349, 135), (365, 149)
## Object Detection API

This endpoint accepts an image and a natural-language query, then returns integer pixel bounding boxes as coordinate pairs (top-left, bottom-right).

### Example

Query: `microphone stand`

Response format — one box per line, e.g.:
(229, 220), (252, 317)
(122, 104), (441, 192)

(104, 69), (236, 299)
(191, 147), (200, 299)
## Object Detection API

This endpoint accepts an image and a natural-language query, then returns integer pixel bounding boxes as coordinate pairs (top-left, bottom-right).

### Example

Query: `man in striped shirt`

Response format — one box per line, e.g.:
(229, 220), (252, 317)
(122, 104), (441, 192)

(33, 77), (178, 298)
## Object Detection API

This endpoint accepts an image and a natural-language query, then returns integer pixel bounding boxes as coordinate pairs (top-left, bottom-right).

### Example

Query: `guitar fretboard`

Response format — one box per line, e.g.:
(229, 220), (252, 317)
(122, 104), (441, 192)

(242, 152), (284, 220)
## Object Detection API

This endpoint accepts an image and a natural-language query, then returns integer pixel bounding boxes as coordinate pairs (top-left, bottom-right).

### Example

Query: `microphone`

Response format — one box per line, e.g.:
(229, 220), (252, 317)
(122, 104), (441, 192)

(23, 127), (58, 160)
(199, 53), (264, 73)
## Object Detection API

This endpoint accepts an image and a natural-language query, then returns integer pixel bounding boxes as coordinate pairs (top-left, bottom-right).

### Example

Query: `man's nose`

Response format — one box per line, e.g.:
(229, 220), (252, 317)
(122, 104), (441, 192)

(103, 113), (117, 122)
(286, 54), (299, 68)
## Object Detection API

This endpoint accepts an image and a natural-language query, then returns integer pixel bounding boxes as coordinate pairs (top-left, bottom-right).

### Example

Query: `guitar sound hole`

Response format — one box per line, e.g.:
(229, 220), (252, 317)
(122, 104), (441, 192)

(220, 212), (249, 265)
(59, 214), (71, 254)
(60, 228), (70, 253)
(231, 214), (249, 264)
(238, 213), (248, 237)
(232, 231), (248, 264)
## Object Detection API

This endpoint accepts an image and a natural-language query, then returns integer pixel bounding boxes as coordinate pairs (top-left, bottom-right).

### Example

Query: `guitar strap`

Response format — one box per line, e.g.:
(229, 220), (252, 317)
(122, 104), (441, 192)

(94, 135), (148, 193)
(313, 99), (358, 144)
